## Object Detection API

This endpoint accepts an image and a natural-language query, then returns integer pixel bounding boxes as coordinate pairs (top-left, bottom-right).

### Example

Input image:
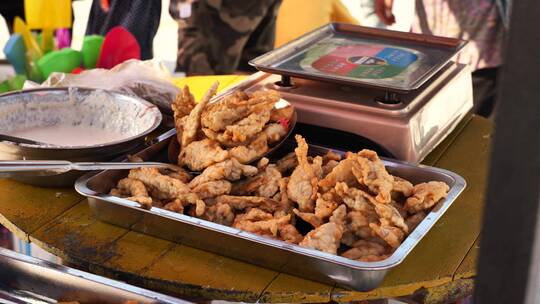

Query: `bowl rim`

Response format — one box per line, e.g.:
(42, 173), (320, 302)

(0, 87), (163, 150)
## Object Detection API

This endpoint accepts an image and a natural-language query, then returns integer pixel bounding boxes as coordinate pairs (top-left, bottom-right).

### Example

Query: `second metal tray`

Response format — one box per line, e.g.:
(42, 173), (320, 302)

(75, 131), (466, 291)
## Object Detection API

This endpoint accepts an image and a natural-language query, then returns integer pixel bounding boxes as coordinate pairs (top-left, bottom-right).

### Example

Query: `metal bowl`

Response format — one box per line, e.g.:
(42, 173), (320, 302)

(0, 87), (162, 187)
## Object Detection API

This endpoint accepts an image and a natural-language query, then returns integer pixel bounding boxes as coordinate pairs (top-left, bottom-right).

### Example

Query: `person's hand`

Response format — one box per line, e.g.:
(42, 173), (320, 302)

(375, 0), (395, 25)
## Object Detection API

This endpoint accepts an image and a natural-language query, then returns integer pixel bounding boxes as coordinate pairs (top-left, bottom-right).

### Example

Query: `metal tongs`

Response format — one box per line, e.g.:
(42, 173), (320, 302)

(0, 160), (179, 177)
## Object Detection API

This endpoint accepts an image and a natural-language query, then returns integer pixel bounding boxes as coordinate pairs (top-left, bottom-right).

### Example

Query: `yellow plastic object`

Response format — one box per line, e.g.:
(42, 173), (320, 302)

(40, 28), (54, 53)
(24, 0), (72, 29)
(13, 17), (42, 59)
(275, 0), (358, 47)
(173, 75), (247, 102)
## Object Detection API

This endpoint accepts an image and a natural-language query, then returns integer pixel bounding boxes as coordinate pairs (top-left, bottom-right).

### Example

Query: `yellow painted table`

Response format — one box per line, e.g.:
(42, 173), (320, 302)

(0, 76), (492, 303)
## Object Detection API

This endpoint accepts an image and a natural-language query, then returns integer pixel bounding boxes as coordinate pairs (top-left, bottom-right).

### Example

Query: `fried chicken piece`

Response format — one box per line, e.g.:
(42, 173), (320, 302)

(270, 104), (294, 122)
(109, 188), (126, 197)
(292, 192), (338, 228)
(322, 160), (340, 177)
(198, 202), (236, 226)
(279, 224), (303, 244)
(172, 86), (196, 144)
(299, 206), (346, 255)
(189, 158), (258, 187)
(287, 135), (318, 212)
(181, 82), (218, 149)
(172, 86), (196, 117)
(373, 202), (409, 234)
(215, 195), (281, 212)
(318, 155), (358, 191)
(233, 209), (291, 237)
(201, 91), (251, 132)
(263, 123), (287, 144)
(159, 165), (192, 184)
(352, 150), (394, 204)
(341, 240), (387, 260)
(275, 152), (298, 174)
(293, 209), (323, 228)
(334, 182), (375, 212)
(179, 139), (229, 171)
(391, 200), (407, 218)
(369, 218), (405, 249)
(129, 167), (190, 200)
(311, 156), (324, 179)
(406, 211), (426, 232)
(116, 177), (153, 209)
(273, 177), (294, 217)
(404, 181), (450, 213)
(392, 176), (414, 198)
(232, 164), (281, 198)
(163, 193), (206, 216)
(228, 132), (269, 164)
(192, 180), (232, 199)
(257, 157), (270, 170)
(346, 210), (378, 240)
(221, 100), (275, 143)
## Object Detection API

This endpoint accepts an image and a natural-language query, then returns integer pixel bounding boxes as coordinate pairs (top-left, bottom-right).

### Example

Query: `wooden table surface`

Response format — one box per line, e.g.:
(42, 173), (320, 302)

(0, 80), (492, 303)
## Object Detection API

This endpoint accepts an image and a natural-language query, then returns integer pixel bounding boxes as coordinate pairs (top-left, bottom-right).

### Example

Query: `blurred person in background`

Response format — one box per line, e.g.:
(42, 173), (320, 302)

(86, 0), (161, 60)
(170, 0), (282, 75)
(275, 0), (358, 48)
(375, 0), (508, 118)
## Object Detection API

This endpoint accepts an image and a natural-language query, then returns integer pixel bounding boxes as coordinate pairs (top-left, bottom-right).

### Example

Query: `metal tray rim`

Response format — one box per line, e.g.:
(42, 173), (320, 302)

(0, 248), (186, 303)
(74, 134), (466, 272)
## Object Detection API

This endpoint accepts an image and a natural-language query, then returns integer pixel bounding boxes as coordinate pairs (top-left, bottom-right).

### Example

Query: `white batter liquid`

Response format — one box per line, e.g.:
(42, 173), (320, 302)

(7, 125), (127, 146)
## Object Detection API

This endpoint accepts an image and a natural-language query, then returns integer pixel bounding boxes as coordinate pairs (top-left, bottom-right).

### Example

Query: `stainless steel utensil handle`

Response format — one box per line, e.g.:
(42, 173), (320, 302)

(0, 160), (177, 174)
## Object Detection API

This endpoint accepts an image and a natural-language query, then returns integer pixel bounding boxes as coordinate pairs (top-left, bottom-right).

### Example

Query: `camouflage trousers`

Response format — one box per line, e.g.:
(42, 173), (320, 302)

(170, 0), (282, 75)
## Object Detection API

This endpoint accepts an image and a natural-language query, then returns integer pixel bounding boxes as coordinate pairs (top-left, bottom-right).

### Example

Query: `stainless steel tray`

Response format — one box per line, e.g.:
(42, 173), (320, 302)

(250, 23), (467, 93)
(0, 248), (189, 303)
(75, 131), (466, 291)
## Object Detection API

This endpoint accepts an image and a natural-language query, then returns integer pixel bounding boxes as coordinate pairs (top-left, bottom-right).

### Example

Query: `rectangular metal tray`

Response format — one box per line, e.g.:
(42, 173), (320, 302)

(0, 248), (188, 303)
(75, 131), (466, 291)
(250, 23), (467, 93)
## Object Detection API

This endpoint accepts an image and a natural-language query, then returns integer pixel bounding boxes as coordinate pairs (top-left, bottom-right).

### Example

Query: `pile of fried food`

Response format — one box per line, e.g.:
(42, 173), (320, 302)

(171, 82), (294, 171)
(110, 85), (450, 263)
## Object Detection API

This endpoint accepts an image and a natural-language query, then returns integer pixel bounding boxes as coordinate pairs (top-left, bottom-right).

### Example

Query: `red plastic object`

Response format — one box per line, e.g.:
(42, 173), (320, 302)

(71, 67), (85, 74)
(96, 26), (140, 69)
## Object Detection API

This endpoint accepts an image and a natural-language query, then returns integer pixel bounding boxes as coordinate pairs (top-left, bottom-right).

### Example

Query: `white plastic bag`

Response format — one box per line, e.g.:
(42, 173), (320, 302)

(27, 59), (181, 112)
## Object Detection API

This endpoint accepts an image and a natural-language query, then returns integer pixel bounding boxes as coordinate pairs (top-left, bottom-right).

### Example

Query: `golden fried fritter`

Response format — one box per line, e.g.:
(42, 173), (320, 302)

(191, 180), (232, 199)
(115, 178), (153, 209)
(181, 81), (218, 149)
(179, 139), (229, 172)
(341, 240), (388, 260)
(263, 123), (287, 144)
(189, 158), (258, 188)
(163, 193), (206, 216)
(299, 206), (346, 255)
(215, 195), (281, 213)
(392, 176), (414, 198)
(352, 150), (394, 204)
(369, 218), (405, 249)
(228, 132), (269, 164)
(279, 224), (304, 244)
(287, 135), (318, 212)
(404, 181), (449, 213)
(201, 91), (252, 132)
(128, 167), (190, 200)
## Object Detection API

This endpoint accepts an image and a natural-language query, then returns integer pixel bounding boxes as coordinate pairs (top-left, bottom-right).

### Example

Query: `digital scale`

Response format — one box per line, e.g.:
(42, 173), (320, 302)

(220, 23), (473, 163)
